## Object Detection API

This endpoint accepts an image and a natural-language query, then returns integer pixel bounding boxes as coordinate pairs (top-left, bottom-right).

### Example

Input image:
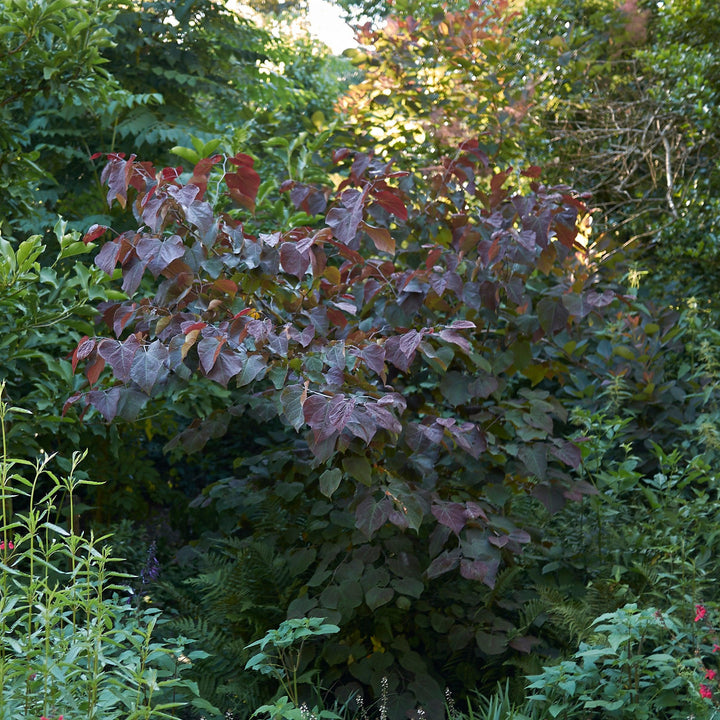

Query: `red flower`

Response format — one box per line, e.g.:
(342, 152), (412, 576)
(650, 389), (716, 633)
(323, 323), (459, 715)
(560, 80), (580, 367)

(0, 541), (13, 550)
(700, 684), (713, 699)
(707, 669), (717, 681)
(696, 604), (707, 622)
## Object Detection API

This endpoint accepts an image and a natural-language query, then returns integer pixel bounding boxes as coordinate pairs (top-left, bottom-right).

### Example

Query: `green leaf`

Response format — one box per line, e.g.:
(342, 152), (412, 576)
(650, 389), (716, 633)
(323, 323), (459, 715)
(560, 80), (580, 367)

(170, 145), (201, 165)
(319, 468), (342, 498)
(342, 455), (372, 486)
(365, 586), (394, 611)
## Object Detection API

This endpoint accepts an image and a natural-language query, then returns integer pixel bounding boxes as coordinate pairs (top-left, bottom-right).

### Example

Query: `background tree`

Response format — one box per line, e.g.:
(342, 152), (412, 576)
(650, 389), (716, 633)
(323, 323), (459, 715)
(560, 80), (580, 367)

(0, 0), (118, 234)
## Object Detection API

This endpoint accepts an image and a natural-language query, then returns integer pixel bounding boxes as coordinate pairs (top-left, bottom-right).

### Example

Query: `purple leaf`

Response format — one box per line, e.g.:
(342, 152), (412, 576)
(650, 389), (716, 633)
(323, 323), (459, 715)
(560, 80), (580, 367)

(438, 329), (471, 353)
(280, 242), (311, 279)
(431, 501), (467, 536)
(129, 340), (168, 394)
(326, 188), (368, 245)
(206, 349), (248, 387)
(460, 558), (500, 588)
(537, 296), (570, 335)
(121, 255), (148, 295)
(551, 441), (582, 469)
(355, 495), (391, 539)
(426, 549), (461, 579)
(385, 330), (423, 372)
(197, 336), (225, 375)
(136, 234), (186, 277)
(95, 241), (121, 276)
(97, 335), (141, 382)
(304, 393), (356, 443)
(86, 387), (122, 421)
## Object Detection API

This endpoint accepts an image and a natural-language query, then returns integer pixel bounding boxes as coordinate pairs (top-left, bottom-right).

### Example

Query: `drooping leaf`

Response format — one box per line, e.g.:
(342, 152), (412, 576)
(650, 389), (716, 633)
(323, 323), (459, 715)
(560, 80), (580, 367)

(361, 221), (395, 254)
(280, 384), (307, 431)
(129, 340), (168, 395)
(304, 393), (356, 443)
(82, 224), (109, 245)
(325, 188), (368, 245)
(426, 549), (461, 579)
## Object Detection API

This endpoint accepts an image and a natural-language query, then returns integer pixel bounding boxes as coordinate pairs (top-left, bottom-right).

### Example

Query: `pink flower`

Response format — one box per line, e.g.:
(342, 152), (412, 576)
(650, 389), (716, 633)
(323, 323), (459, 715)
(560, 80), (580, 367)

(696, 604), (707, 622)
(714, 644), (720, 654)
(0, 541), (13, 550)
(700, 684), (713, 699)
(707, 669), (717, 681)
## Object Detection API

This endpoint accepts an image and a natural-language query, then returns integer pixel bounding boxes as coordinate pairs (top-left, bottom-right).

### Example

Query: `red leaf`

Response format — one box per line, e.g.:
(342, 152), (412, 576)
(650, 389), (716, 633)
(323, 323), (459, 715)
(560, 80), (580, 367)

(372, 189), (408, 220)
(360, 221), (395, 254)
(188, 156), (222, 199)
(182, 321), (208, 334)
(82, 224), (109, 245)
(520, 166), (542, 178)
(86, 354), (105, 386)
(62, 392), (83, 416)
(225, 153), (261, 211)
(72, 336), (95, 373)
(161, 165), (183, 179)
